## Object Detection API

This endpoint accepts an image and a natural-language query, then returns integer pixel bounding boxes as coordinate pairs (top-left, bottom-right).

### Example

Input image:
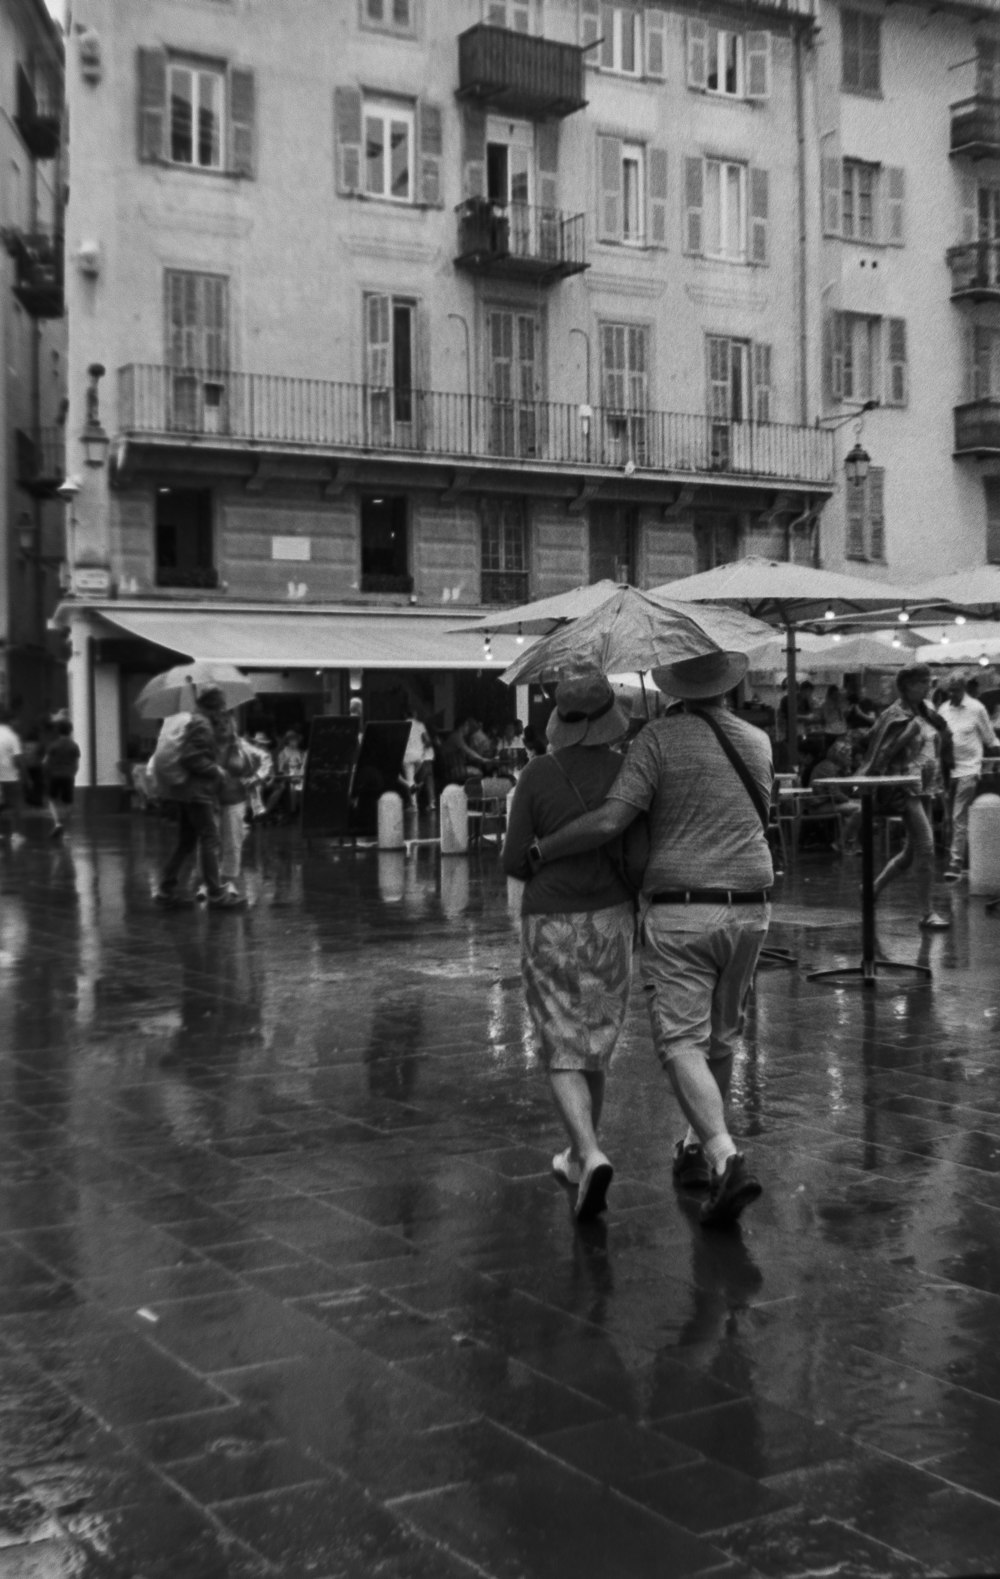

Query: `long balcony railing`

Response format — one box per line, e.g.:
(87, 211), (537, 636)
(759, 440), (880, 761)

(948, 240), (1000, 299)
(951, 96), (1000, 157)
(955, 398), (1000, 454)
(118, 366), (836, 487)
(455, 199), (586, 280)
(457, 24), (586, 118)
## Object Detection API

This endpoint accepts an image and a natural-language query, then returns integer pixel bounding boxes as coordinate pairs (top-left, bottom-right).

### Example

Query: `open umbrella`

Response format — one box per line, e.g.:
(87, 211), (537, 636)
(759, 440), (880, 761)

(905, 566), (1000, 614)
(456, 580), (771, 650)
(652, 558), (920, 764)
(135, 660), (254, 719)
(916, 634), (1000, 666)
(501, 587), (739, 686)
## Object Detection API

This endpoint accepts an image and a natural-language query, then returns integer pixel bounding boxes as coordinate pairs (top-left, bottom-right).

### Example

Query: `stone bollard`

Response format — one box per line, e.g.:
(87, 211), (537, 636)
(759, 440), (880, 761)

(440, 855), (470, 916)
(377, 850), (405, 903)
(969, 792), (1000, 895)
(377, 791), (405, 850)
(440, 783), (468, 855)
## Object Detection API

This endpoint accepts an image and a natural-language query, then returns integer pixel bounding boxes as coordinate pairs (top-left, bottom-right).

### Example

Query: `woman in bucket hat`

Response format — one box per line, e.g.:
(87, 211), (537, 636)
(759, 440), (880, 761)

(503, 673), (634, 1221)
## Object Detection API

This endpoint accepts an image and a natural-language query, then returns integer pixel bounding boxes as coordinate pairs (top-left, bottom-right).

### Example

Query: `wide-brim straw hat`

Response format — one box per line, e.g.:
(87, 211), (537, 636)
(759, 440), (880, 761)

(546, 673), (630, 750)
(652, 650), (749, 701)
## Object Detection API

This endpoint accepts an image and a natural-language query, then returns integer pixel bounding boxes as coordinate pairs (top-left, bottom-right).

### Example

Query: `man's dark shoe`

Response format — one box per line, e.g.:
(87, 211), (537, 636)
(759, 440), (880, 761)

(700, 1153), (762, 1228)
(672, 1140), (711, 1188)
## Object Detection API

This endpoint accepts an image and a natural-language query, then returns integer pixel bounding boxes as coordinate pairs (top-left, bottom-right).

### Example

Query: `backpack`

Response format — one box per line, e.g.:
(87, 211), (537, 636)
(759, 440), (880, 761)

(148, 712), (193, 797)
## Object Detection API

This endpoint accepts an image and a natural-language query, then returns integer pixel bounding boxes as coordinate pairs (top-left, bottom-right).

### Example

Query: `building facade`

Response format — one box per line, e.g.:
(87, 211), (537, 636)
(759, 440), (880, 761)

(1, 0), (66, 718)
(816, 0), (1000, 577)
(60, 0), (837, 787)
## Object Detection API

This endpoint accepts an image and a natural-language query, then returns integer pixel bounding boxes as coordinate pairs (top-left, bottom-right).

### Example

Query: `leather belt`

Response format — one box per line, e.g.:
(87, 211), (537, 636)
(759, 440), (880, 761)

(649, 889), (772, 905)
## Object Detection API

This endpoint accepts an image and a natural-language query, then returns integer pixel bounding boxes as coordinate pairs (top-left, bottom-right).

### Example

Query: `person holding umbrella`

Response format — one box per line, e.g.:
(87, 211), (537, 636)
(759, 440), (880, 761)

(503, 673), (634, 1222)
(152, 683), (245, 909)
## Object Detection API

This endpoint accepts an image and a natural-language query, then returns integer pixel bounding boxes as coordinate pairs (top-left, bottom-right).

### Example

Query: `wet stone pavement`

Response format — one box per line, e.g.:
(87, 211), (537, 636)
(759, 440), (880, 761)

(1, 813), (1000, 1578)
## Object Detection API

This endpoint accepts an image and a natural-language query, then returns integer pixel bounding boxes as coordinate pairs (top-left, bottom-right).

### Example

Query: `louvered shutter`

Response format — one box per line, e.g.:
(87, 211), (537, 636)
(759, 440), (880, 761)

(867, 468), (885, 561)
(602, 324), (626, 410)
(580, 0), (600, 53)
(648, 146), (668, 247)
(884, 166), (904, 245)
(334, 86), (363, 194)
(138, 47), (167, 163)
(707, 338), (731, 421)
(645, 9), (668, 79)
(366, 294), (391, 387)
(419, 101), (444, 207)
(598, 134), (624, 242)
(202, 276), (229, 372)
(229, 68), (255, 178)
(961, 175), (979, 243)
(462, 107), (486, 199)
(687, 18), (708, 88)
(746, 32), (771, 99)
(845, 474), (866, 559)
(749, 166), (769, 264)
(683, 155), (704, 254)
(753, 343), (772, 424)
(826, 312), (845, 402)
(628, 326), (648, 410)
(822, 148), (841, 236)
(886, 318), (907, 406)
(537, 123), (559, 259)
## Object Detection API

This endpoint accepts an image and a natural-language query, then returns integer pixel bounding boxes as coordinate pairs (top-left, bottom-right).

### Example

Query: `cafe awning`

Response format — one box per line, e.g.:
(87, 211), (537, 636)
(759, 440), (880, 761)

(91, 607), (528, 671)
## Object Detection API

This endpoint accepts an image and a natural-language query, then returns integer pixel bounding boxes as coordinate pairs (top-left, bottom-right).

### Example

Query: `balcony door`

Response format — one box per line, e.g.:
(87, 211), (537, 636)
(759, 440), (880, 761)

(707, 335), (750, 469)
(365, 294), (417, 448)
(165, 271), (229, 434)
(600, 323), (648, 465)
(486, 118), (534, 257)
(487, 308), (540, 457)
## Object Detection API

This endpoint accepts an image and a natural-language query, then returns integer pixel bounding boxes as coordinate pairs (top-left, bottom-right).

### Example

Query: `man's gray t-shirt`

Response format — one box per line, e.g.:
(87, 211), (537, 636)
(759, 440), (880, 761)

(610, 710), (774, 894)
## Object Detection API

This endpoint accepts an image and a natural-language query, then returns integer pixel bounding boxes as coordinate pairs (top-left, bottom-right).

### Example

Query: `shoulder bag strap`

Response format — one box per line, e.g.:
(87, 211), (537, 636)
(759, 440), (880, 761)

(687, 707), (770, 834)
(549, 750), (595, 815)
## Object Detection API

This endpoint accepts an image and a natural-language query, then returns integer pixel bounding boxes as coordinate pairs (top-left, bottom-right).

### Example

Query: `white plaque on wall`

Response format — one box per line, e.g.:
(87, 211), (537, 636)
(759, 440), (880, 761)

(271, 536), (311, 561)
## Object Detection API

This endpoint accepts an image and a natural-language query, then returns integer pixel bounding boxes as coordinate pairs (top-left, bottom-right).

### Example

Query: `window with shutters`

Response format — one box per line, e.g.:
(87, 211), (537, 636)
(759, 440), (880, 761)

(599, 5), (642, 74)
(164, 271), (229, 434)
(705, 159), (746, 261)
(686, 21), (770, 100)
(364, 294), (416, 446)
(485, 0), (541, 31)
(841, 8), (880, 95)
(967, 325), (1000, 400)
(600, 322), (648, 464)
(481, 499), (529, 604)
(838, 160), (905, 245)
(364, 99), (414, 202)
(685, 155), (767, 263)
(827, 312), (906, 406)
(487, 309), (541, 458)
(138, 51), (255, 176)
(597, 135), (667, 247)
(845, 468), (885, 562)
(361, 0), (416, 37)
(842, 160), (876, 242)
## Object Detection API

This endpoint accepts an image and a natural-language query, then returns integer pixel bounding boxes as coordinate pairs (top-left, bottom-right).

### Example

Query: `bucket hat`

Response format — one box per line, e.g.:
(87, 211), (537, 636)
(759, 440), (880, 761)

(652, 650), (748, 701)
(546, 673), (630, 750)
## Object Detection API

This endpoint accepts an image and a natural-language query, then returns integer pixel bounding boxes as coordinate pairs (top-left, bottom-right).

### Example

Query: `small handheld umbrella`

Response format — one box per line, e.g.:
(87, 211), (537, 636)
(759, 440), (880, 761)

(135, 661), (254, 719)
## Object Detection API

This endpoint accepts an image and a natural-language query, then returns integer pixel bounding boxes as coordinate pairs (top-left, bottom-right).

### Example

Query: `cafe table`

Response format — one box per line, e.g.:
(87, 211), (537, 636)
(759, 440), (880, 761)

(806, 773), (930, 986)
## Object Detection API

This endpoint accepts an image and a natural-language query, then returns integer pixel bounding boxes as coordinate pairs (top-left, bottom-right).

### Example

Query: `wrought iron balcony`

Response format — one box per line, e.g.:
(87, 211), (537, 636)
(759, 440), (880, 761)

(455, 199), (587, 281)
(457, 24), (586, 119)
(951, 96), (1000, 158)
(117, 365), (836, 488)
(15, 427), (65, 496)
(3, 229), (63, 318)
(15, 66), (61, 160)
(948, 240), (1000, 300)
(955, 397), (1000, 454)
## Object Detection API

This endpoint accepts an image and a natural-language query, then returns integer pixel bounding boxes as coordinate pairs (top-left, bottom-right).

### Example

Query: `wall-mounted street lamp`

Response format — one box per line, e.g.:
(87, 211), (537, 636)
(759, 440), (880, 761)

(81, 362), (110, 468)
(818, 397), (878, 488)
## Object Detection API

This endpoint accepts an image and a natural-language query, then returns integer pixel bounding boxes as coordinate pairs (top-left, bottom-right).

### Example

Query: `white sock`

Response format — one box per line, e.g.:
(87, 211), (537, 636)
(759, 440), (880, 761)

(704, 1134), (738, 1176)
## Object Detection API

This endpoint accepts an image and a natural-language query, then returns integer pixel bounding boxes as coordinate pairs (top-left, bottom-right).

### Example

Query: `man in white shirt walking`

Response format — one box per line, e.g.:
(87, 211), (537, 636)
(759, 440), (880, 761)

(938, 672), (999, 880)
(0, 706), (25, 846)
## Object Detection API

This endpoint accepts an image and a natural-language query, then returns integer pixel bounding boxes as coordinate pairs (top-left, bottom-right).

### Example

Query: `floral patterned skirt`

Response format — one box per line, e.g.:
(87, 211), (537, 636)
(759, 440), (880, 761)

(521, 903), (635, 1072)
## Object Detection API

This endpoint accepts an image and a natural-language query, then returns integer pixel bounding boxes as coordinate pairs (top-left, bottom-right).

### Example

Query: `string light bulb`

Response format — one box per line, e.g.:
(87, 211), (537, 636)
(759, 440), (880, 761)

(516, 623), (524, 645)
(832, 631), (842, 642)
(955, 614), (967, 626)
(891, 636), (902, 648)
(483, 634), (492, 659)
(824, 604), (835, 621)
(897, 608), (910, 624)
(979, 653), (990, 668)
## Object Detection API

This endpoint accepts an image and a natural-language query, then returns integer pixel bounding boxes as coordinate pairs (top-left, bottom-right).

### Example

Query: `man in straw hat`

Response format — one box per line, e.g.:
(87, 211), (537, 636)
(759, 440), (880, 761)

(528, 650), (772, 1228)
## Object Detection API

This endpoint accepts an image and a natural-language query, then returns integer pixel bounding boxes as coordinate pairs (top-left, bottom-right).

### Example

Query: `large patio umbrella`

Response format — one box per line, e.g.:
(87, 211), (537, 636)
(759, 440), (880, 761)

(501, 586), (749, 687)
(916, 634), (1000, 666)
(904, 566), (1000, 614)
(651, 558), (918, 765)
(747, 631), (913, 674)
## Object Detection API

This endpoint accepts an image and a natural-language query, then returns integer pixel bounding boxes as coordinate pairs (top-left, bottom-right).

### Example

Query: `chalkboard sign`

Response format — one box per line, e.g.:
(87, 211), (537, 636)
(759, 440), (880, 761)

(300, 715), (360, 838)
(350, 721), (412, 835)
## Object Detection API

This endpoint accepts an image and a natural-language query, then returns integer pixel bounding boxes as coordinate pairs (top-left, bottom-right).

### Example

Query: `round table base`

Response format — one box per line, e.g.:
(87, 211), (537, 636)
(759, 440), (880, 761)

(807, 959), (932, 988)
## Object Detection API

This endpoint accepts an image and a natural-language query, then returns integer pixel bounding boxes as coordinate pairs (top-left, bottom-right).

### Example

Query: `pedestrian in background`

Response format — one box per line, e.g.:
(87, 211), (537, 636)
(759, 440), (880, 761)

(938, 670), (999, 881)
(43, 716), (81, 840)
(153, 684), (243, 909)
(0, 706), (25, 847)
(504, 673), (634, 1222)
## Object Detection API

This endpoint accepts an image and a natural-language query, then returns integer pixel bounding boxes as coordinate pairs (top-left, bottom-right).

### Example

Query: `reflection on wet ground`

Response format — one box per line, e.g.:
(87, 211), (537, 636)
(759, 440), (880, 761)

(1, 813), (1000, 1576)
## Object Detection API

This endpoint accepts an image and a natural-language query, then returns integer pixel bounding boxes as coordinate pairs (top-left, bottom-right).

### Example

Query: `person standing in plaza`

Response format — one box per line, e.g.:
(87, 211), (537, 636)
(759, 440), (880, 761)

(503, 673), (634, 1222)
(43, 716), (81, 839)
(527, 651), (771, 1229)
(862, 663), (952, 930)
(211, 718), (270, 900)
(937, 671), (999, 881)
(153, 684), (243, 909)
(0, 706), (25, 847)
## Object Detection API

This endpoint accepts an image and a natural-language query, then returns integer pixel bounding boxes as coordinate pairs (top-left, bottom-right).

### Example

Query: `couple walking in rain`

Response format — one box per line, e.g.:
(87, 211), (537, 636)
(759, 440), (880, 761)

(504, 649), (772, 1231)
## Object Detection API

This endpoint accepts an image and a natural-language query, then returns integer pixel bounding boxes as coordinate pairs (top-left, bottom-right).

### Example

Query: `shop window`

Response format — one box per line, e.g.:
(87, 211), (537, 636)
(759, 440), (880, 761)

(361, 495), (411, 593)
(155, 488), (217, 588)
